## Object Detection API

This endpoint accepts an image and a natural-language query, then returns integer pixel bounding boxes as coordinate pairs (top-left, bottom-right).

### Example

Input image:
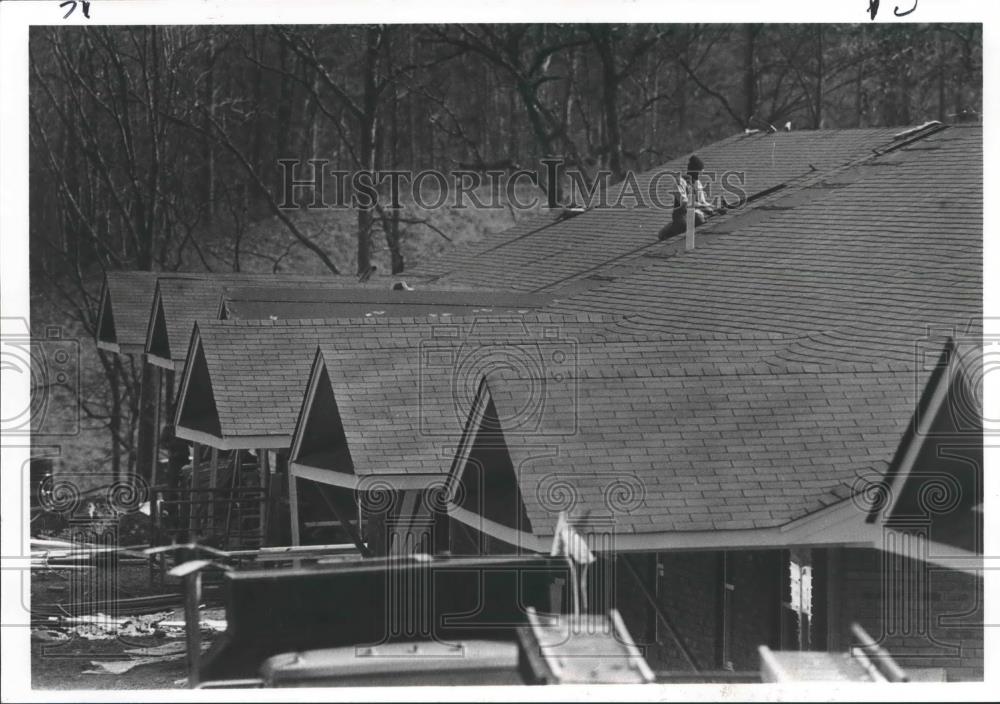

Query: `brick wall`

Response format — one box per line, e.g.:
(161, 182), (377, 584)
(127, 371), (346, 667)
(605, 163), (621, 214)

(834, 547), (983, 681)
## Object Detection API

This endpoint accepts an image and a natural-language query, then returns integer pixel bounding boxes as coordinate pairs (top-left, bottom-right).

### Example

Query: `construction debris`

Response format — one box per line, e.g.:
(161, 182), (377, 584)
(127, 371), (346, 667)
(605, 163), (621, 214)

(31, 629), (70, 643)
(84, 641), (211, 676)
(85, 656), (181, 676)
(32, 607), (226, 641)
(52, 611), (174, 640)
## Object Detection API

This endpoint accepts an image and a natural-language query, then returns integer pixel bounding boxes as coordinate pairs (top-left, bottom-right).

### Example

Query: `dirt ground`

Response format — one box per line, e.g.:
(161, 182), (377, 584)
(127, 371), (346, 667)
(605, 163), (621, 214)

(30, 563), (221, 691)
(31, 634), (198, 690)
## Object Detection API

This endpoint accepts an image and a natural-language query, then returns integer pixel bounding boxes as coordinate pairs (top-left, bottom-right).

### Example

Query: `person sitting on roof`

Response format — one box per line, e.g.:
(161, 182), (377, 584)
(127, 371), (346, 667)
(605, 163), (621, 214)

(658, 155), (718, 240)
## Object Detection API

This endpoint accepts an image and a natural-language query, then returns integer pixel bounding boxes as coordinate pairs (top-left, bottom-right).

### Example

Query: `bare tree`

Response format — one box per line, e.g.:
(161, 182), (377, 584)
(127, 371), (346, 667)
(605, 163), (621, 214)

(30, 26), (203, 478)
(432, 24), (590, 197)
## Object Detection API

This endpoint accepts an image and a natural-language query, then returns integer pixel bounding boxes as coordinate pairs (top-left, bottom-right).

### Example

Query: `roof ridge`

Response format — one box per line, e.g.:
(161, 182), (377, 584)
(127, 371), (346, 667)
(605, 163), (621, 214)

(488, 358), (914, 381)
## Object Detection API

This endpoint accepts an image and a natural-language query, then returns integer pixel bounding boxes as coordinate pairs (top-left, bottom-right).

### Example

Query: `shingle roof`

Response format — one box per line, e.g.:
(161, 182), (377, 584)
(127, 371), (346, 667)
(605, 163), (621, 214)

(97, 271), (377, 356)
(96, 272), (160, 353)
(415, 127), (905, 292)
(462, 125), (981, 537)
(176, 313), (618, 445)
(482, 356), (917, 536)
(292, 343), (470, 476)
(282, 332), (934, 535)
(147, 274), (438, 365)
(174, 125), (982, 540)
(551, 125), (981, 357)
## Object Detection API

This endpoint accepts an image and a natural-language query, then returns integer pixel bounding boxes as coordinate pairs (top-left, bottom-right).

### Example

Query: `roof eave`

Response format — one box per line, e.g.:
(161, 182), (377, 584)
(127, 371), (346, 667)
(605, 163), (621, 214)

(290, 462), (441, 491)
(96, 340), (122, 354)
(448, 492), (876, 555)
(174, 426), (291, 451)
(146, 354), (175, 370)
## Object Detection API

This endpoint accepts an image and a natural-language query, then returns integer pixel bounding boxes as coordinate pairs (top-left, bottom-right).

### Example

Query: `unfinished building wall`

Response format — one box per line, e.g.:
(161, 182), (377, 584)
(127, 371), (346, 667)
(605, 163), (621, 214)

(727, 550), (784, 670)
(649, 551), (720, 670)
(615, 549), (783, 674)
(834, 547), (983, 681)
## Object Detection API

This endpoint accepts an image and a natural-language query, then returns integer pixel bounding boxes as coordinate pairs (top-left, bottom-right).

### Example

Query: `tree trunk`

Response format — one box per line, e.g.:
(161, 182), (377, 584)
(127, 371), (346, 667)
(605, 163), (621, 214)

(356, 26), (381, 275)
(955, 26), (976, 116)
(676, 27), (689, 150)
(108, 360), (122, 480)
(855, 60), (864, 127)
(593, 27), (625, 183)
(743, 25), (758, 125)
(515, 79), (562, 203)
(309, 70), (321, 158)
(814, 26), (824, 129)
(384, 62), (405, 275)
(203, 31), (216, 224)
(250, 28), (264, 178)
(385, 208), (404, 274)
(135, 362), (158, 483)
(276, 40), (294, 186)
(937, 30), (947, 123)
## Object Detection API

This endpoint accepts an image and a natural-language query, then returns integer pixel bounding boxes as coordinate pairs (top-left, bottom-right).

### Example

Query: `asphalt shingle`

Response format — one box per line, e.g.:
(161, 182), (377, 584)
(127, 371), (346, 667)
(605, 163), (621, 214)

(174, 124), (981, 540)
(415, 127), (906, 292)
(147, 274), (445, 364)
(177, 313), (620, 444)
(96, 272), (159, 352)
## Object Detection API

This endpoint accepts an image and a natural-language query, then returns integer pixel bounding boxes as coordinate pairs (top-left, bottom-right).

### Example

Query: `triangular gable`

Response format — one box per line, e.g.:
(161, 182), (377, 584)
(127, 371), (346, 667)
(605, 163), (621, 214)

(95, 271), (160, 355)
(145, 284), (173, 369)
(871, 337), (983, 553)
(174, 325), (223, 443)
(449, 378), (533, 537)
(95, 277), (118, 352)
(288, 349), (355, 479)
